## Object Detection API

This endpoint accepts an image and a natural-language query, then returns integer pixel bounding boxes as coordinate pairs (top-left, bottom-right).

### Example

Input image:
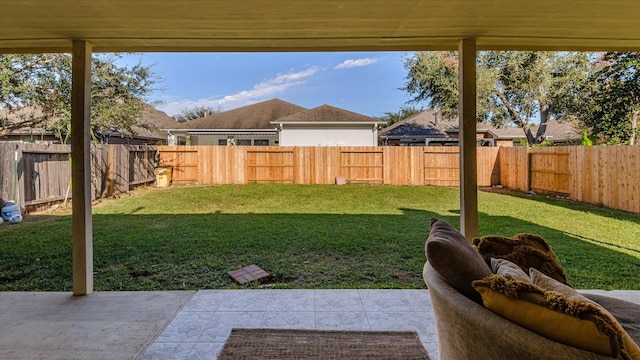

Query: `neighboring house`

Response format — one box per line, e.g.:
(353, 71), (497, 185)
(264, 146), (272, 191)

(442, 118), (580, 146)
(271, 104), (385, 146)
(166, 99), (384, 147)
(96, 105), (176, 145)
(0, 104), (174, 145)
(379, 109), (525, 147)
(0, 106), (59, 143)
(445, 122), (526, 147)
(95, 104), (176, 145)
(166, 99), (307, 146)
(378, 109), (458, 146)
(530, 119), (581, 145)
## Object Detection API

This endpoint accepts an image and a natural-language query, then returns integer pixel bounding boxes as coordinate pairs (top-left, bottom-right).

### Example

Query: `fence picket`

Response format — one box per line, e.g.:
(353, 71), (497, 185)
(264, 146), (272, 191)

(0, 143), (157, 212)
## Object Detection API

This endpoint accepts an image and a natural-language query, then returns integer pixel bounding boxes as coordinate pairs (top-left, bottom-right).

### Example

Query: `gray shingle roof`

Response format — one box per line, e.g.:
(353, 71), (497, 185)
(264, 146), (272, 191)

(110, 104), (176, 140)
(447, 122), (525, 139)
(175, 99), (307, 130)
(1, 103), (174, 140)
(380, 109), (527, 140)
(272, 104), (382, 123)
(531, 119), (580, 141)
(379, 109), (457, 138)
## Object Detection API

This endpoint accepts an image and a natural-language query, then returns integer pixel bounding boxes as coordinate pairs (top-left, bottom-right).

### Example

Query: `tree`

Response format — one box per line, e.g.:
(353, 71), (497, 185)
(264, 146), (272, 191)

(580, 52), (640, 145)
(402, 51), (594, 145)
(172, 105), (223, 123)
(375, 106), (423, 127)
(0, 53), (158, 139)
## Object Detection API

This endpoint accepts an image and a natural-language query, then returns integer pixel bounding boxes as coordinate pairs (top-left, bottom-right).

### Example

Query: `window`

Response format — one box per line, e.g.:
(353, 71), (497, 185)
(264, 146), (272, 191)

(253, 139), (269, 146)
(218, 139), (227, 146)
(236, 139), (252, 146)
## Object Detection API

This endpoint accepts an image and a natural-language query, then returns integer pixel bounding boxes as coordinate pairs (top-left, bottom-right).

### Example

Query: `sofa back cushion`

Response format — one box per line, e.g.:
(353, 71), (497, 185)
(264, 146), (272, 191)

(425, 218), (492, 304)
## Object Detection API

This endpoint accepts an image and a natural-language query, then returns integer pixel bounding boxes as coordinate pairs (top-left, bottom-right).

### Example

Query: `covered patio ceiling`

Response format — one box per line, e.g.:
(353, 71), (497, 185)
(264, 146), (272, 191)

(2, 0), (640, 53)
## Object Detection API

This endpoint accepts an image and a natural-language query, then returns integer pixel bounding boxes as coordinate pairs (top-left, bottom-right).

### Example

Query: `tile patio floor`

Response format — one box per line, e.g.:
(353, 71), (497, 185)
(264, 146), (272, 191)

(2, 289), (637, 360)
(138, 289), (438, 360)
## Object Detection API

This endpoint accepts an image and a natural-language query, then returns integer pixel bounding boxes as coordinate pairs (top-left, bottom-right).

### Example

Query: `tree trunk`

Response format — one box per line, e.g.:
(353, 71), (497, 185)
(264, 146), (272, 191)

(524, 128), (536, 146)
(534, 106), (551, 144)
(494, 86), (535, 145)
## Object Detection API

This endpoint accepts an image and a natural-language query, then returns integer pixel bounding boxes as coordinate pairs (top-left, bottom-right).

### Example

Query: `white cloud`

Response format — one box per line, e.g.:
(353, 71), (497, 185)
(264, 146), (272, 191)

(157, 67), (319, 116)
(334, 58), (379, 70)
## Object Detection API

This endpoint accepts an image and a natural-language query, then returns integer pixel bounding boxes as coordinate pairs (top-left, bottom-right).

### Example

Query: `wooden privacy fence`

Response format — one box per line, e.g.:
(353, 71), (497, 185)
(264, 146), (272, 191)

(158, 146), (500, 187)
(499, 146), (640, 214)
(159, 145), (639, 214)
(3, 143), (636, 213)
(0, 142), (157, 212)
(92, 144), (158, 199)
(1, 142), (71, 212)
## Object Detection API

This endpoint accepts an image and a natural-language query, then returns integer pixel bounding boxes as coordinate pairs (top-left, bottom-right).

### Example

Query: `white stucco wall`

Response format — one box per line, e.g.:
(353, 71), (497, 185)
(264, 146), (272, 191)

(191, 134), (278, 146)
(278, 126), (378, 146)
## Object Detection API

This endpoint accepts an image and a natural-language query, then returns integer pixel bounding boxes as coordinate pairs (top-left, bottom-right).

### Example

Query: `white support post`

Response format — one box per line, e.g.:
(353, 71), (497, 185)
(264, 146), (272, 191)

(71, 40), (93, 295)
(458, 38), (479, 240)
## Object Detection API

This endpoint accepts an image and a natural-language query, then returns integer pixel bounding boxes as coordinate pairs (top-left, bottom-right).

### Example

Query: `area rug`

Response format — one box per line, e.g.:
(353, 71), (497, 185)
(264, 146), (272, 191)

(218, 328), (431, 359)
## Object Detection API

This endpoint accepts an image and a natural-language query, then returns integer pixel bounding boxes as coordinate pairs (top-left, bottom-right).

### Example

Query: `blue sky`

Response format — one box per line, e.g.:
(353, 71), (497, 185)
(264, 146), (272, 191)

(120, 52), (414, 118)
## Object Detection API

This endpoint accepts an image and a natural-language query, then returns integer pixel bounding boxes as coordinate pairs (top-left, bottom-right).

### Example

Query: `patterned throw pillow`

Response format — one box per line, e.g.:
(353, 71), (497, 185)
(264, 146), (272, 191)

(472, 233), (568, 284)
(490, 257), (531, 283)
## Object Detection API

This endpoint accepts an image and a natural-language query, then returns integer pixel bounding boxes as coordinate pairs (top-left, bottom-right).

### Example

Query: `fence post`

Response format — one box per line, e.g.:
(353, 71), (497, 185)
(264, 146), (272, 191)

(15, 143), (25, 210)
(527, 149), (532, 193)
(125, 145), (132, 192)
(106, 144), (113, 196)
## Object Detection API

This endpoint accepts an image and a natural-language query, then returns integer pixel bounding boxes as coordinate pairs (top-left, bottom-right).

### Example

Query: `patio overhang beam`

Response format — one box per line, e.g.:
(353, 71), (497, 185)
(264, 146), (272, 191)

(4, 0), (640, 55)
(6, 41), (640, 55)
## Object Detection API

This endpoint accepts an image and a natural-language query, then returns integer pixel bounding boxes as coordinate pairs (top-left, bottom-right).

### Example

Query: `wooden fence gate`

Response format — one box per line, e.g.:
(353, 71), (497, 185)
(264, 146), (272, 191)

(530, 147), (571, 196)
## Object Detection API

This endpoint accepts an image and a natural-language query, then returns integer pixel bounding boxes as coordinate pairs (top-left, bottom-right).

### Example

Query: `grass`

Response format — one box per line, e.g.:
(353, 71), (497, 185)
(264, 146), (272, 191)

(1, 184), (638, 291)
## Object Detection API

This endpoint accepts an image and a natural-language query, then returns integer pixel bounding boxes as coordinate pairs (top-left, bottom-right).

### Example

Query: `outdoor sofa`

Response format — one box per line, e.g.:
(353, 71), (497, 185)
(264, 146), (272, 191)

(423, 218), (640, 360)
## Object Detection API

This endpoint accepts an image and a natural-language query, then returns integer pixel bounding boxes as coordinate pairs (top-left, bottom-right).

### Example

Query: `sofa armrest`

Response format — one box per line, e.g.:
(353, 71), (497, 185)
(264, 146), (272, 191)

(423, 262), (613, 360)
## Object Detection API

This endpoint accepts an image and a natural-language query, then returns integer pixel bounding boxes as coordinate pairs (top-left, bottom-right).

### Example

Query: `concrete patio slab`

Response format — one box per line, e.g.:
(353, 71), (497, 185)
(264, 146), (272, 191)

(0, 291), (195, 360)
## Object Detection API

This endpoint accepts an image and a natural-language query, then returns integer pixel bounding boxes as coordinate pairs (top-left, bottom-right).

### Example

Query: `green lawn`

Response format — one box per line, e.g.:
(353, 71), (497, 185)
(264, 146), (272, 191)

(1, 184), (638, 291)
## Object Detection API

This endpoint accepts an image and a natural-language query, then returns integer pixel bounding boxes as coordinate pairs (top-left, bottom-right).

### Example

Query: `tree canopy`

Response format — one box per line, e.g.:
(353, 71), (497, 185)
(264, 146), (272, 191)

(375, 106), (423, 127)
(580, 52), (640, 145)
(0, 53), (158, 140)
(172, 105), (223, 123)
(402, 51), (594, 145)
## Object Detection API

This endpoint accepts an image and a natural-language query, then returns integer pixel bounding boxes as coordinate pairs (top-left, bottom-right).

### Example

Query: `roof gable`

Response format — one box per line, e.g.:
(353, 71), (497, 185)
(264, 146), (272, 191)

(176, 99), (307, 130)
